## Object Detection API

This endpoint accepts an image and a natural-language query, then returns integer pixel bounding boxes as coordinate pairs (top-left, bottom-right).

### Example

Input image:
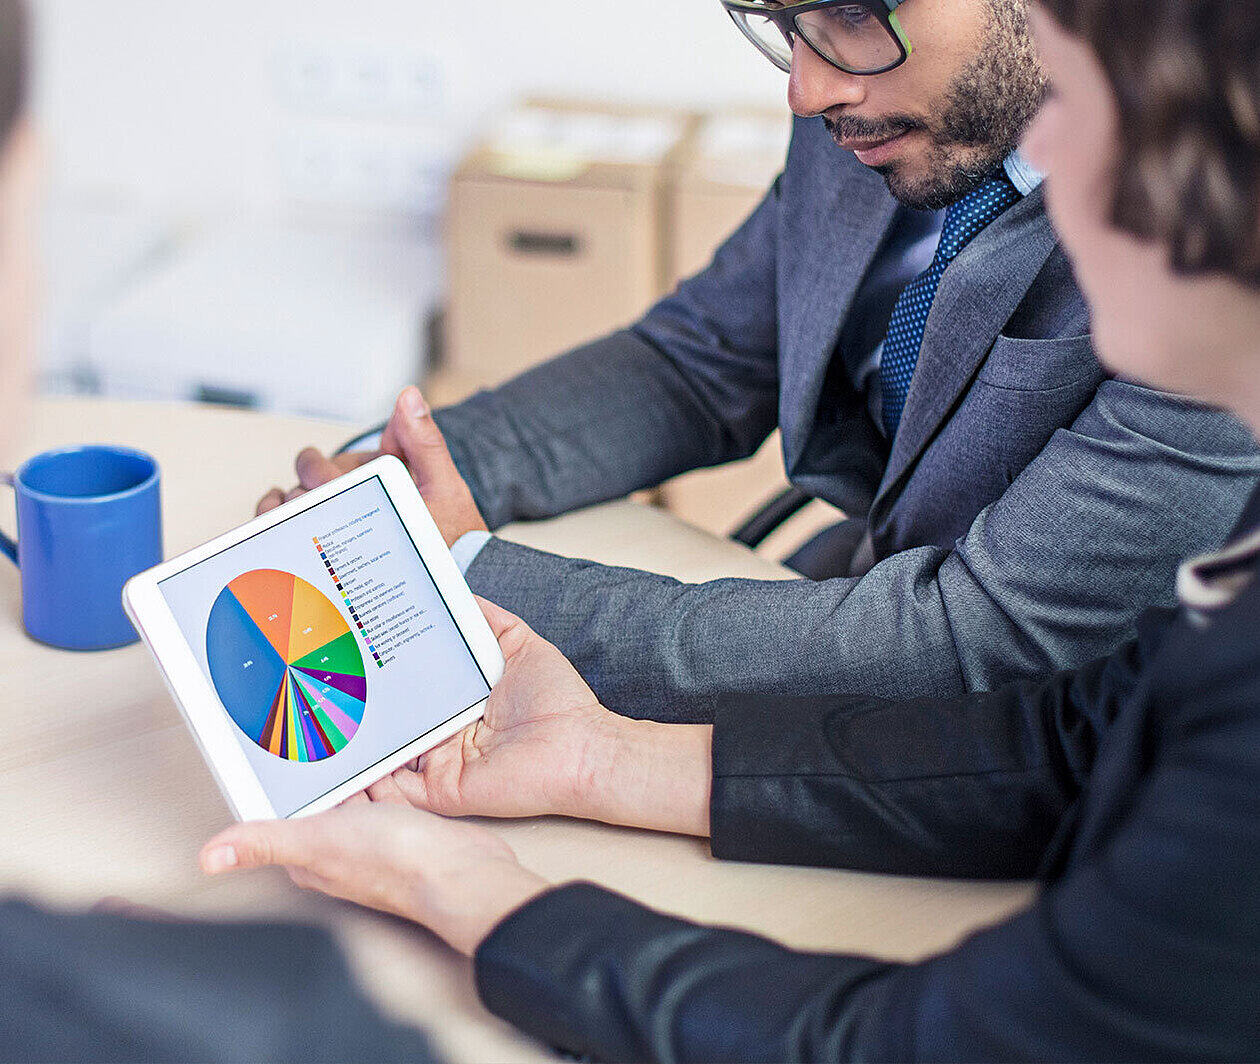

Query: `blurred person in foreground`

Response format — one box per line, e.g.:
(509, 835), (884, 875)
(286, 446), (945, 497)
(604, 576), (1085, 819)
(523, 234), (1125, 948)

(212, 1), (1260, 1059)
(265, 0), (1260, 726)
(0, 6), (434, 1060)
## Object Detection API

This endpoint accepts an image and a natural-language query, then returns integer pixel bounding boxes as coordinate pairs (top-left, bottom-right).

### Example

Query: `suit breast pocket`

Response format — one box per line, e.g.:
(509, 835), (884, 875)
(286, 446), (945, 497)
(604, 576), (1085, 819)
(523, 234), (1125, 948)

(912, 333), (1107, 518)
(974, 333), (1102, 392)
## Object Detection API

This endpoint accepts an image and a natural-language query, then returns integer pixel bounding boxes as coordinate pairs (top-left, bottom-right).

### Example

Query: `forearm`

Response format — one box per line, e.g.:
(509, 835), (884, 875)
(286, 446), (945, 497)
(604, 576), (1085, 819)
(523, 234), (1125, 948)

(709, 675), (1107, 878)
(479, 805), (1260, 1064)
(434, 328), (774, 530)
(465, 538), (972, 722)
(475, 882), (911, 1062)
(417, 858), (551, 958)
(576, 716), (713, 837)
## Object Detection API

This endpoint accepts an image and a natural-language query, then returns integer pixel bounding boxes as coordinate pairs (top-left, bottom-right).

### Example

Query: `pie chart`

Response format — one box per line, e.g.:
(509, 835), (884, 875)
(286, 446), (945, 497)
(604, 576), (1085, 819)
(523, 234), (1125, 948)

(206, 568), (366, 761)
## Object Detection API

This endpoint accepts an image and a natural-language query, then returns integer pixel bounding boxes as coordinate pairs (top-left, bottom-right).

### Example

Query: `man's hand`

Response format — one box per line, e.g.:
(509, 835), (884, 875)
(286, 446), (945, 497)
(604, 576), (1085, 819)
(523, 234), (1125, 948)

(369, 597), (714, 838)
(378, 387), (487, 547)
(257, 386), (488, 548)
(200, 799), (548, 957)
(257, 450), (376, 515)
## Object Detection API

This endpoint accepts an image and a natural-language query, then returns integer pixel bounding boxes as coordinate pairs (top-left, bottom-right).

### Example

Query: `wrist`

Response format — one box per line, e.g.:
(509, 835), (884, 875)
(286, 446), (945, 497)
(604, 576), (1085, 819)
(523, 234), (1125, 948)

(564, 705), (629, 820)
(582, 716), (713, 837)
(417, 857), (550, 957)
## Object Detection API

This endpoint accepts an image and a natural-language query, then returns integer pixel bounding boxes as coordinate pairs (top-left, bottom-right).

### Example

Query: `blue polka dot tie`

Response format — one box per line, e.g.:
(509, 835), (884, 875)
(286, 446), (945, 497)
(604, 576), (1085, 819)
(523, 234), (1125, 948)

(879, 171), (1021, 438)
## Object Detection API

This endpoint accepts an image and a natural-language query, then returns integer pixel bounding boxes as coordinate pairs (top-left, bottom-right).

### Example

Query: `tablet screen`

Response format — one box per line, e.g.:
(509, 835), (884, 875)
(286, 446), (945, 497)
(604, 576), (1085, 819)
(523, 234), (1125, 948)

(159, 475), (491, 816)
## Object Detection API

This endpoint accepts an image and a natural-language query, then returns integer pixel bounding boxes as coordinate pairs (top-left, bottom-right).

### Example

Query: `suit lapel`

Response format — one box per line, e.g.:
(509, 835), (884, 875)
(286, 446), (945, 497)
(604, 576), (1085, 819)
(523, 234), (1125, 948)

(780, 157), (898, 473)
(873, 186), (1060, 508)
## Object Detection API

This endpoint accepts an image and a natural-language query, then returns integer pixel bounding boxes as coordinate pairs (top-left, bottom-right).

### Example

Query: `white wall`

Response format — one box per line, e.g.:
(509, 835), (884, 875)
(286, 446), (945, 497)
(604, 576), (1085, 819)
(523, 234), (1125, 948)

(31, 0), (786, 216)
(28, 1), (787, 406)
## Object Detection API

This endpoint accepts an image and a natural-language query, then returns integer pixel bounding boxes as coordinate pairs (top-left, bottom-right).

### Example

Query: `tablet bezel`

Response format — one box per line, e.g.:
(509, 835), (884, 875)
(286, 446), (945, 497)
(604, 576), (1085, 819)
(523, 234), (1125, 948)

(123, 454), (504, 822)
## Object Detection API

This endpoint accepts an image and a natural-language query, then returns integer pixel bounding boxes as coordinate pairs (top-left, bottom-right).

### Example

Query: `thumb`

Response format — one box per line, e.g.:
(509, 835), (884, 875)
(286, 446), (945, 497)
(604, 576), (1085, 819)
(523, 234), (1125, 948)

(474, 594), (538, 662)
(475, 595), (523, 640)
(384, 387), (464, 495)
(200, 818), (315, 875)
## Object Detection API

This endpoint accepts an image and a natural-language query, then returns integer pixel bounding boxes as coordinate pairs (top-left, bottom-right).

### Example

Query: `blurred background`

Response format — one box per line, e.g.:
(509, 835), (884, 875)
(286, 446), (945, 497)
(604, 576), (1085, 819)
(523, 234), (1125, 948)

(30, 1), (834, 545)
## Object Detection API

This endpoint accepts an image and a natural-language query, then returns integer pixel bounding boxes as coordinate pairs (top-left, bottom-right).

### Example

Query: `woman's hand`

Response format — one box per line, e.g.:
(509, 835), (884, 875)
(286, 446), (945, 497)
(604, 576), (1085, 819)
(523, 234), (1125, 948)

(371, 598), (714, 838)
(368, 597), (622, 821)
(198, 600), (711, 956)
(200, 799), (548, 957)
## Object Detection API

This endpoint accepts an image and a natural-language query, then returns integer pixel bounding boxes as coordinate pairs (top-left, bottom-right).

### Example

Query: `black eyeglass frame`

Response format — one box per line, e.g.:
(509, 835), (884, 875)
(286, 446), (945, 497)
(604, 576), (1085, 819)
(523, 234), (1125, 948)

(720, 0), (913, 77)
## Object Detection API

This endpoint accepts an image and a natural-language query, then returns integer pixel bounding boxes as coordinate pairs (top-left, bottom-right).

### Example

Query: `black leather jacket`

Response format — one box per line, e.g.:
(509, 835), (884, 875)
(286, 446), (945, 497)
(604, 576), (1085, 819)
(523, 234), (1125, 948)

(474, 490), (1260, 1062)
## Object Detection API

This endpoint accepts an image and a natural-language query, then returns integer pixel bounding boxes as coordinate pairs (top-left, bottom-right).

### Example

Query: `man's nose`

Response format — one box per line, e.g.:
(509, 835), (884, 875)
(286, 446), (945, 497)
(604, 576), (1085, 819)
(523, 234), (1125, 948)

(787, 35), (867, 116)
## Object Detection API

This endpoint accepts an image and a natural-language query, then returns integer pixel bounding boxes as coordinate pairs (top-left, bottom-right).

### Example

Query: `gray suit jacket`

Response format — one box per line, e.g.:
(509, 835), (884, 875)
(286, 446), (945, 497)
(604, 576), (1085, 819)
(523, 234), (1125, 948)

(435, 115), (1260, 722)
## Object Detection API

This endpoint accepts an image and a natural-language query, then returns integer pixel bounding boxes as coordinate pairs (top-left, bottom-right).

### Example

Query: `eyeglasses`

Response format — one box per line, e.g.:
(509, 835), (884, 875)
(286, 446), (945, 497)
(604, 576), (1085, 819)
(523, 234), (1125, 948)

(720, 0), (913, 76)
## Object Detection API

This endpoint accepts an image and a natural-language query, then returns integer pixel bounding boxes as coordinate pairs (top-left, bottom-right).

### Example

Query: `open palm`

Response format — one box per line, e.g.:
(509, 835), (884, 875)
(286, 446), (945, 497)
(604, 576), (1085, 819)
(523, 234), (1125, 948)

(370, 597), (612, 820)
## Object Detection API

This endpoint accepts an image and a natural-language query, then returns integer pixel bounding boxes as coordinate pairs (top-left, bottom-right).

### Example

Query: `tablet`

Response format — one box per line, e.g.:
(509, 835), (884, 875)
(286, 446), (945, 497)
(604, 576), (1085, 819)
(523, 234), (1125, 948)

(123, 455), (503, 821)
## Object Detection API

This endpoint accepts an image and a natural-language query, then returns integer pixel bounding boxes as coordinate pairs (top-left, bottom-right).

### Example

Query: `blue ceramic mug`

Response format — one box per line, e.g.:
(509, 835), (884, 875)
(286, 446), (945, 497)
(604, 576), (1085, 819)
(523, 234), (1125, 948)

(0, 445), (162, 650)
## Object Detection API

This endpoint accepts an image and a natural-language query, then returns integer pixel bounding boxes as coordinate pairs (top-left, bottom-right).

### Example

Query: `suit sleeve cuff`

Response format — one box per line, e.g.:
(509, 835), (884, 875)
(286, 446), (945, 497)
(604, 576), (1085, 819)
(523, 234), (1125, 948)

(450, 530), (493, 574)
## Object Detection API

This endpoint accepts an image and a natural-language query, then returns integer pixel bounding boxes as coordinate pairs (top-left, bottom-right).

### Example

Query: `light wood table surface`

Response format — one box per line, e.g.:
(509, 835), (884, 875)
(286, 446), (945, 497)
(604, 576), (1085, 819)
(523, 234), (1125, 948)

(0, 398), (1035, 1062)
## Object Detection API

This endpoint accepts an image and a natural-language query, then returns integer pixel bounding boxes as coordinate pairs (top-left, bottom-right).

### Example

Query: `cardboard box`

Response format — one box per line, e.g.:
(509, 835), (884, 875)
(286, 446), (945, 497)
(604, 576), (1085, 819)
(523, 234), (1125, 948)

(446, 100), (695, 387)
(667, 110), (792, 287)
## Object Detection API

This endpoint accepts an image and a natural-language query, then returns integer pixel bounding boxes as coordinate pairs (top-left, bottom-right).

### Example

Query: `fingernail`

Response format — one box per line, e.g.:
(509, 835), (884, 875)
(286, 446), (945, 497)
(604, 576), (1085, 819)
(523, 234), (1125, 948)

(402, 387), (427, 418)
(203, 845), (238, 874)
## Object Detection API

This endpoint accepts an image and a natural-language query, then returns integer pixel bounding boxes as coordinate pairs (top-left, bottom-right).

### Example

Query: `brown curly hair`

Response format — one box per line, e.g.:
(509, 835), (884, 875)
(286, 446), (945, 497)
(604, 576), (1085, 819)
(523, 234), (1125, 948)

(0, 0), (25, 144)
(1042, 0), (1260, 284)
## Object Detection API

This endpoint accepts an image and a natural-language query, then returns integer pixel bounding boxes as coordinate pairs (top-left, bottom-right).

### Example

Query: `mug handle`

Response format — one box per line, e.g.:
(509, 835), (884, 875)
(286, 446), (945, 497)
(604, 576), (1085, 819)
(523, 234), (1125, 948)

(0, 472), (16, 565)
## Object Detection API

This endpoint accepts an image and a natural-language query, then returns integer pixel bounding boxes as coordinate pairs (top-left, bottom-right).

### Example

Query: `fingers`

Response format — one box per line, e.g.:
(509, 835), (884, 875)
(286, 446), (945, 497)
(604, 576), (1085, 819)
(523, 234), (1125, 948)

(257, 488), (284, 516)
(201, 817), (319, 875)
(256, 478), (321, 517)
(337, 450), (382, 473)
(258, 449), (377, 518)
(295, 447), (344, 492)
(389, 736), (466, 812)
(365, 773), (411, 807)
(380, 387), (487, 545)
(390, 763), (433, 809)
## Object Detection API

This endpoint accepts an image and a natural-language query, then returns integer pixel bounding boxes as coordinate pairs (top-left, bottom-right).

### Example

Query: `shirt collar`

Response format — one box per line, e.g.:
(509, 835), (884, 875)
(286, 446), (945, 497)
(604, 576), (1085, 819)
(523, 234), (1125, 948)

(1003, 150), (1044, 197)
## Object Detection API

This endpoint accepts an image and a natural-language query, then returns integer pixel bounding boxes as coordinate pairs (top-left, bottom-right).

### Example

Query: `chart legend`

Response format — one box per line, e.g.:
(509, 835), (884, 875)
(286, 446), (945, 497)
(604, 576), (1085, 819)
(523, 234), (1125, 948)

(310, 505), (431, 669)
(314, 535), (384, 668)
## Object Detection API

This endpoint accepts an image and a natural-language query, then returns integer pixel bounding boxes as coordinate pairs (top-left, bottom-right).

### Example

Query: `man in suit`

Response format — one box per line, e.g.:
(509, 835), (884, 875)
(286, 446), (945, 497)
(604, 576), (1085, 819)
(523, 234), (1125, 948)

(273, 0), (1259, 720)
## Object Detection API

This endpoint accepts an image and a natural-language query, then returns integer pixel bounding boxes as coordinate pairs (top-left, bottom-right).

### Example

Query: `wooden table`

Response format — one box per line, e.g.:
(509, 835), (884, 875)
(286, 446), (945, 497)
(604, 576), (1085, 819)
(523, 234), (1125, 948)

(0, 398), (1035, 1061)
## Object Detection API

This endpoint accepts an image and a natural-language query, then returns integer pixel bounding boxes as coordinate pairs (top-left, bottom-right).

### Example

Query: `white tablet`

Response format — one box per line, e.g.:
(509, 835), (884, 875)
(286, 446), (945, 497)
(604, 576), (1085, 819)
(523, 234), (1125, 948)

(123, 455), (503, 822)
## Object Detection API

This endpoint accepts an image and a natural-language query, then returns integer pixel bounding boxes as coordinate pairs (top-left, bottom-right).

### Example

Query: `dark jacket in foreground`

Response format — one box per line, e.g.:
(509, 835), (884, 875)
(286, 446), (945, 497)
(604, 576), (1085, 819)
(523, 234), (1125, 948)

(0, 904), (436, 1063)
(474, 488), (1260, 1062)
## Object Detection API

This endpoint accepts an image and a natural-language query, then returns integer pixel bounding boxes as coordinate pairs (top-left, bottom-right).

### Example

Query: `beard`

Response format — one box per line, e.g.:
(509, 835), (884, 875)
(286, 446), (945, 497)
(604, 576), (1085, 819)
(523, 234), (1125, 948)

(825, 2), (1047, 210)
